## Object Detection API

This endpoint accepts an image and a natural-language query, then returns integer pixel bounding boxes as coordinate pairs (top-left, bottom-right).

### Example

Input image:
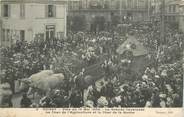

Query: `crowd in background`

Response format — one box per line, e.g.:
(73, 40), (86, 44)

(0, 22), (183, 108)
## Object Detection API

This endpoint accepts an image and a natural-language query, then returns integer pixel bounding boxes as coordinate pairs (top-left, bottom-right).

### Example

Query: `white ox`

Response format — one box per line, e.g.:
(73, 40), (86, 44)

(19, 70), (65, 97)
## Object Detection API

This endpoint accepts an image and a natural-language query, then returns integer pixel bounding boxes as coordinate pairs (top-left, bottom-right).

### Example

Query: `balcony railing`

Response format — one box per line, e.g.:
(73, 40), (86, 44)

(68, 7), (148, 12)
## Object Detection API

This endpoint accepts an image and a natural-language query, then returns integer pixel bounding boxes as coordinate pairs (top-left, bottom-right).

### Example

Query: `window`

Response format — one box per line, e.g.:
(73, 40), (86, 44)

(20, 4), (25, 18)
(169, 5), (172, 13)
(73, 2), (79, 9)
(3, 4), (10, 17)
(127, 0), (132, 8)
(115, 1), (120, 9)
(2, 29), (5, 41)
(79, 0), (83, 9)
(104, 1), (110, 9)
(172, 16), (175, 21)
(20, 30), (25, 41)
(47, 5), (56, 17)
(173, 5), (176, 13)
(2, 29), (10, 41)
(7, 29), (10, 41)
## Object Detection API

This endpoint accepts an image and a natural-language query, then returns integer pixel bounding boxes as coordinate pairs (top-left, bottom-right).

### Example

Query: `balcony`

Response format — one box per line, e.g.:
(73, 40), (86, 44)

(68, 7), (148, 12)
(150, 11), (184, 18)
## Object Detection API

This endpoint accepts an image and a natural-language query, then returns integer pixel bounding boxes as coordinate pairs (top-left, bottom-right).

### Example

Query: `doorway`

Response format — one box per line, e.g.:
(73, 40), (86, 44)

(46, 25), (55, 40)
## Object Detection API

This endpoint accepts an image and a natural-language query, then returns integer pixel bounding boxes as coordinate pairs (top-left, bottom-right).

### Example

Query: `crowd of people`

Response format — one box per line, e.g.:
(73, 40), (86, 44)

(0, 22), (183, 108)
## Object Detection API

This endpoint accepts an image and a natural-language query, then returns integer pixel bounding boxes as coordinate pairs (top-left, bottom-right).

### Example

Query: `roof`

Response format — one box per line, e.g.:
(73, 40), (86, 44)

(0, 0), (79, 4)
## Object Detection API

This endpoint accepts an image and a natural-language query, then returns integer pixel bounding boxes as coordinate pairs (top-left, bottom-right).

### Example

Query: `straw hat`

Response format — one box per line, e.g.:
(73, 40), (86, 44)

(84, 100), (94, 108)
(97, 96), (108, 107)
(159, 94), (167, 98)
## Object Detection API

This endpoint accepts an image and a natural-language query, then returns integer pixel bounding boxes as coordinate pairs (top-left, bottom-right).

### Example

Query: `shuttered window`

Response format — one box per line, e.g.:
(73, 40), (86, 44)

(3, 4), (10, 17)
(46, 5), (56, 18)
(7, 29), (10, 41)
(20, 30), (25, 41)
(20, 4), (25, 18)
(2, 29), (5, 41)
(2, 29), (11, 41)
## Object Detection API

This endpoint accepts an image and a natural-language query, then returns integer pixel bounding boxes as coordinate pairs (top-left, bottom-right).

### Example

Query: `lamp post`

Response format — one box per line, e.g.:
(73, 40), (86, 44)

(147, 0), (150, 21)
(0, 18), (2, 47)
(0, 18), (2, 74)
(64, 0), (69, 38)
(160, 0), (165, 45)
(119, 0), (122, 24)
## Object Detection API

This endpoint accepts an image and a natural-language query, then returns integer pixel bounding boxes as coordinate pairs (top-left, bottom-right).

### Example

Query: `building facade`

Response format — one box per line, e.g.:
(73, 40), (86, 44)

(150, 0), (162, 21)
(164, 0), (181, 28)
(162, 0), (184, 31)
(178, 1), (184, 32)
(0, 0), (67, 47)
(150, 0), (184, 31)
(67, 0), (151, 31)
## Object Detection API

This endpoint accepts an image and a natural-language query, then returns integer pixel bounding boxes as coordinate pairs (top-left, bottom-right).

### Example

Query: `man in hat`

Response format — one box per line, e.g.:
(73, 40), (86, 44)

(20, 93), (32, 108)
(69, 90), (83, 108)
(52, 90), (65, 107)
(151, 91), (160, 107)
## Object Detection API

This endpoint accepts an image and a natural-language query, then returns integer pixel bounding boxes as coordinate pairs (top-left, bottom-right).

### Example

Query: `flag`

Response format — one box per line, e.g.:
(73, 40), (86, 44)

(116, 36), (148, 56)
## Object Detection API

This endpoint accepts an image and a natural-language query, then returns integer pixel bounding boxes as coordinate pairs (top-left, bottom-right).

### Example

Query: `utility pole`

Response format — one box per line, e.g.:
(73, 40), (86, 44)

(64, 0), (69, 38)
(147, 0), (150, 21)
(0, 18), (2, 47)
(0, 18), (2, 74)
(160, 0), (165, 45)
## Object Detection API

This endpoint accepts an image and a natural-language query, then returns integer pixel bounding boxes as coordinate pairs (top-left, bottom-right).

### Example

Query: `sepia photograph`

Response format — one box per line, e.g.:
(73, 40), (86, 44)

(0, 0), (183, 109)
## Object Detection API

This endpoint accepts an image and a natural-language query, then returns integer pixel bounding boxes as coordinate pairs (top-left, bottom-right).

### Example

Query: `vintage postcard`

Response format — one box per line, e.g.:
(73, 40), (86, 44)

(0, 0), (183, 117)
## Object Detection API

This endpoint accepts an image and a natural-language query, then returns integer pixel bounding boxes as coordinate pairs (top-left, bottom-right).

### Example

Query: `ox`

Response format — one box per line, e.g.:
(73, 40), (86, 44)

(19, 70), (65, 98)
